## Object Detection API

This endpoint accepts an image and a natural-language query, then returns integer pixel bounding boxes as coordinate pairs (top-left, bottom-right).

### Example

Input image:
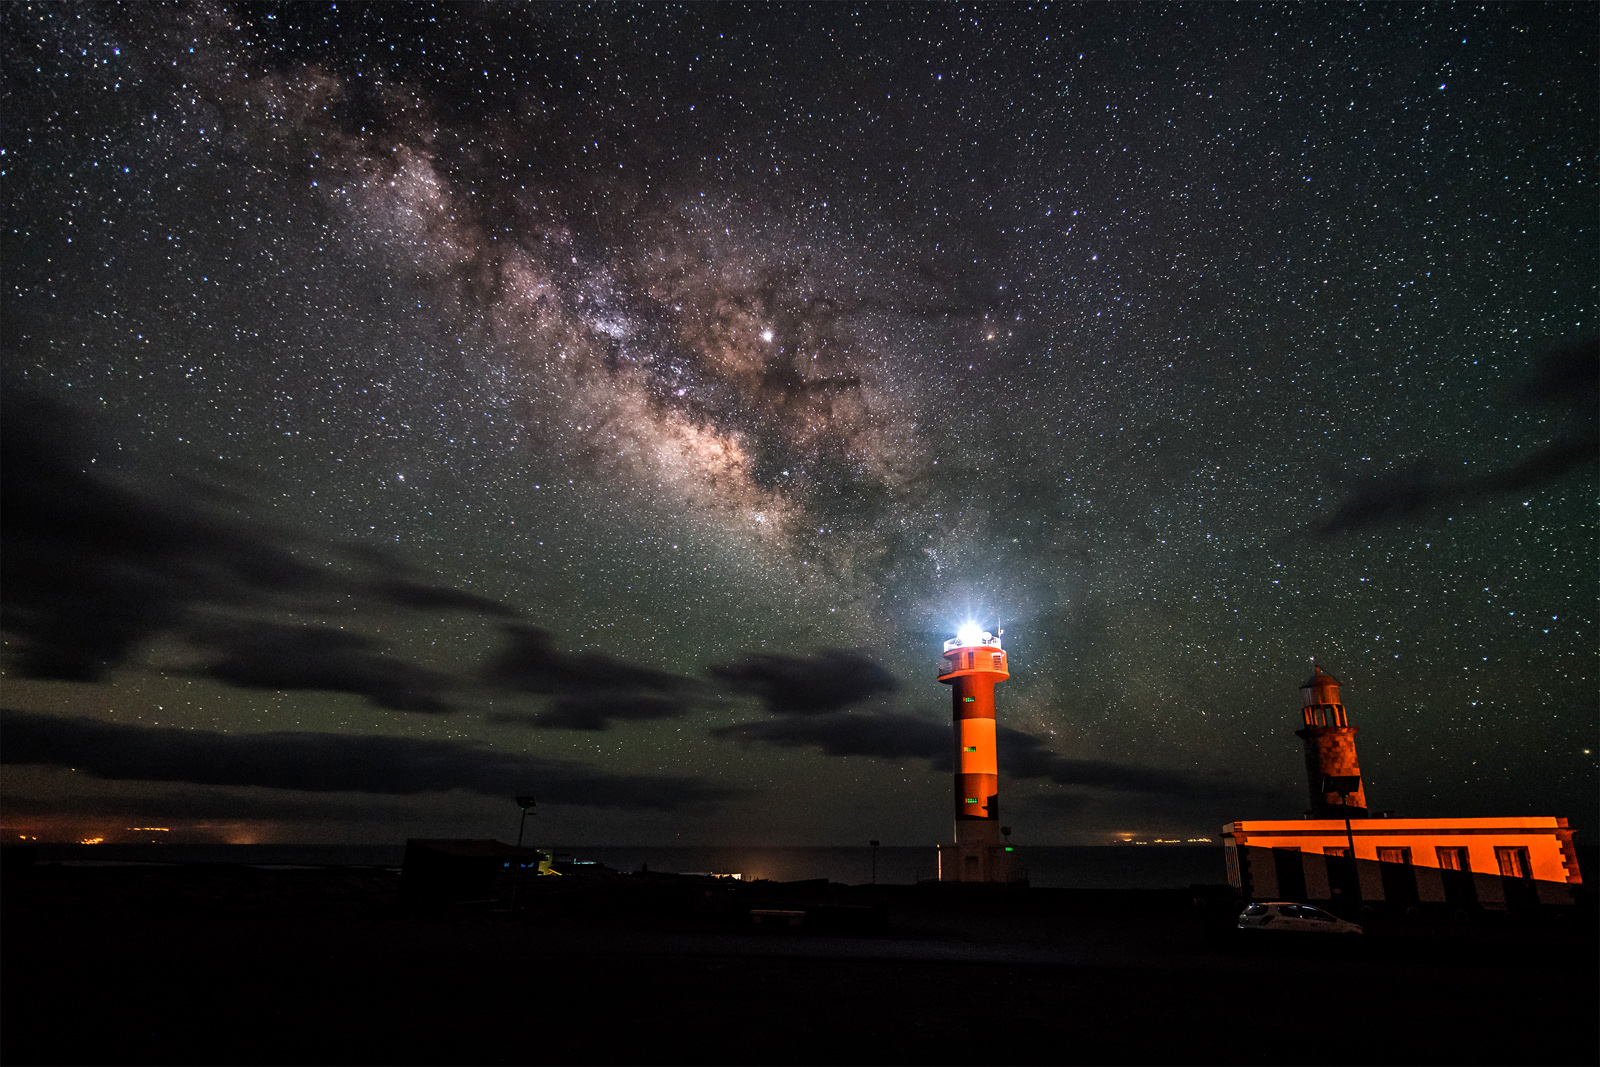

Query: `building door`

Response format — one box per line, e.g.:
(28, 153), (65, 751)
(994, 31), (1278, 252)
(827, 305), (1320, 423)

(1324, 846), (1357, 903)
(1436, 846), (1476, 908)
(1377, 846), (1418, 907)
(1495, 846), (1537, 911)
(1273, 848), (1307, 901)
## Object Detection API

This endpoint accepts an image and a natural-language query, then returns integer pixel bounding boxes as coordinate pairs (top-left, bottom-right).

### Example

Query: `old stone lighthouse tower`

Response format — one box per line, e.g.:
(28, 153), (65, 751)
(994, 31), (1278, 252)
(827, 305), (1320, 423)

(1295, 664), (1369, 817)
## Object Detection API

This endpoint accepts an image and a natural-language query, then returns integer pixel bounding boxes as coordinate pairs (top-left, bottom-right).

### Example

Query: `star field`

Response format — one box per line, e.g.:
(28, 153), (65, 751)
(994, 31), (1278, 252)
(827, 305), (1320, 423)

(2, 4), (1593, 845)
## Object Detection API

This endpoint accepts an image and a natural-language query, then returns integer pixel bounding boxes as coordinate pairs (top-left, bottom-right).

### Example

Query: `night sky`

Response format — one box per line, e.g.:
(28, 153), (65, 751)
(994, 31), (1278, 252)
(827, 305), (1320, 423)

(3, 4), (1594, 848)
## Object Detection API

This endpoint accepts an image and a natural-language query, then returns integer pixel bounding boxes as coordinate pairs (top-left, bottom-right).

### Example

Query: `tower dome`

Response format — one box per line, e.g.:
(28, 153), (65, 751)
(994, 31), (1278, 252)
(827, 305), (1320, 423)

(1300, 664), (1341, 707)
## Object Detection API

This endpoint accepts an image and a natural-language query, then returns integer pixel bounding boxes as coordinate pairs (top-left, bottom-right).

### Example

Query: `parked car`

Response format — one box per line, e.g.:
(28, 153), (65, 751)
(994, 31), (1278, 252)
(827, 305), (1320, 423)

(1237, 901), (1363, 935)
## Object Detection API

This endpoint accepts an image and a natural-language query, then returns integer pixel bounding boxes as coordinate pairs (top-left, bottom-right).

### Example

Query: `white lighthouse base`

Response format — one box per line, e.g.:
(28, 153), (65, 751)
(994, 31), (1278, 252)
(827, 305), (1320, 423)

(938, 823), (1018, 882)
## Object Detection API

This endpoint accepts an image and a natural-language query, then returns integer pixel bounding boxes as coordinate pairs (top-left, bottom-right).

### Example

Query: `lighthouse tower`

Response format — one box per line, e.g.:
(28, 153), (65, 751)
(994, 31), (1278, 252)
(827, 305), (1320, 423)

(1295, 664), (1369, 817)
(936, 624), (1015, 882)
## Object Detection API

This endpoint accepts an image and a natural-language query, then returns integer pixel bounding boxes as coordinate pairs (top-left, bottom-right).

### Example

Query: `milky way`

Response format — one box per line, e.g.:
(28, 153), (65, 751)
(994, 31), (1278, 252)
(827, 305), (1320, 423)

(3, 4), (1594, 846)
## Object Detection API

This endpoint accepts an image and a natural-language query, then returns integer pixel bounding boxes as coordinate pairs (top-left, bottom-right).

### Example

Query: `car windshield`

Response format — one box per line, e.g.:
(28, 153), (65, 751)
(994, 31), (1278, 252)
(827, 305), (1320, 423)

(1244, 904), (1268, 916)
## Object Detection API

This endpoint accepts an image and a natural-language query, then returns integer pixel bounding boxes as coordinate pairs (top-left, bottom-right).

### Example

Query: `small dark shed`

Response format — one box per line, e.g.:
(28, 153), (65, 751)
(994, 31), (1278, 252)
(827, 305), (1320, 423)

(401, 839), (547, 905)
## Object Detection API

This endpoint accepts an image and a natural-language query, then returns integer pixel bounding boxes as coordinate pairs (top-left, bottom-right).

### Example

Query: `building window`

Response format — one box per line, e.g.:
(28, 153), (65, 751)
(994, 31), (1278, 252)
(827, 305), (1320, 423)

(991, 653), (1003, 668)
(1323, 846), (1349, 858)
(1436, 847), (1470, 872)
(1495, 846), (1532, 879)
(1377, 847), (1412, 865)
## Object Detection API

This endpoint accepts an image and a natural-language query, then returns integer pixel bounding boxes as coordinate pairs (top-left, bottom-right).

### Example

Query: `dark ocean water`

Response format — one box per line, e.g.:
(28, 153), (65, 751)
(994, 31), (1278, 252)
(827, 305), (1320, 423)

(27, 843), (1229, 888)
(556, 845), (1229, 888)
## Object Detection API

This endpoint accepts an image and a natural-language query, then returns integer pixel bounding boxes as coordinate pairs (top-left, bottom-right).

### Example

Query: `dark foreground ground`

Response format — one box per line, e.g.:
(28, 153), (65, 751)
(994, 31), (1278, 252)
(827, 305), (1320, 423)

(4, 862), (1595, 1066)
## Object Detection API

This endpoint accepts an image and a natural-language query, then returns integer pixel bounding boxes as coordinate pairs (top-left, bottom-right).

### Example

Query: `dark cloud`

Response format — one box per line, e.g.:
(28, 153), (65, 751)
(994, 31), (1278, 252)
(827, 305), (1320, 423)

(477, 625), (701, 730)
(715, 710), (1278, 802)
(0, 391), (319, 680)
(485, 625), (696, 697)
(1016, 791), (1094, 815)
(1521, 336), (1600, 407)
(0, 788), (406, 823)
(1001, 723), (1277, 801)
(366, 579), (520, 618)
(1320, 338), (1598, 533)
(192, 623), (455, 713)
(706, 650), (898, 714)
(1012, 788), (1266, 828)
(0, 710), (738, 810)
(712, 711), (947, 761)
(1320, 435), (1598, 534)
(2, 393), (739, 724)
(1026, 755), (1271, 800)
(490, 692), (691, 731)
(0, 388), (521, 696)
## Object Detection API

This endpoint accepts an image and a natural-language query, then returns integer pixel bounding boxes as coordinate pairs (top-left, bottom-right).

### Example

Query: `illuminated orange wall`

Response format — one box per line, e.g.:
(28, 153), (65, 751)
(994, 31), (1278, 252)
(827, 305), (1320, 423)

(1222, 816), (1582, 906)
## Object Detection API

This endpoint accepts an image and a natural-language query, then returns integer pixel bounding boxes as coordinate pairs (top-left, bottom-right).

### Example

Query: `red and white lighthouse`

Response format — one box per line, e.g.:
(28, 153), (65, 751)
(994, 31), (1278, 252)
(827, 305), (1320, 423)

(936, 624), (1016, 882)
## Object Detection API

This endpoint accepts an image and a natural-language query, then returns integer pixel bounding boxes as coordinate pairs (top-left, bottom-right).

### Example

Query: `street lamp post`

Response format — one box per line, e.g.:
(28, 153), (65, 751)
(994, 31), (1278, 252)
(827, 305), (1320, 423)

(869, 840), (880, 885)
(1322, 775), (1362, 908)
(516, 796), (537, 848)
(511, 796), (537, 913)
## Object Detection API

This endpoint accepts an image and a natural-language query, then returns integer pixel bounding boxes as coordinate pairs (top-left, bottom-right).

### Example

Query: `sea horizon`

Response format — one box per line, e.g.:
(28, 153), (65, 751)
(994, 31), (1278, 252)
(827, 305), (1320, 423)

(16, 842), (1238, 889)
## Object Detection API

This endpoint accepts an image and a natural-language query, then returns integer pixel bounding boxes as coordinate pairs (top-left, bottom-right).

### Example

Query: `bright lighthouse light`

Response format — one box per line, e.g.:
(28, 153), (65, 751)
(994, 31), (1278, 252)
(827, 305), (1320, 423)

(956, 623), (984, 647)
